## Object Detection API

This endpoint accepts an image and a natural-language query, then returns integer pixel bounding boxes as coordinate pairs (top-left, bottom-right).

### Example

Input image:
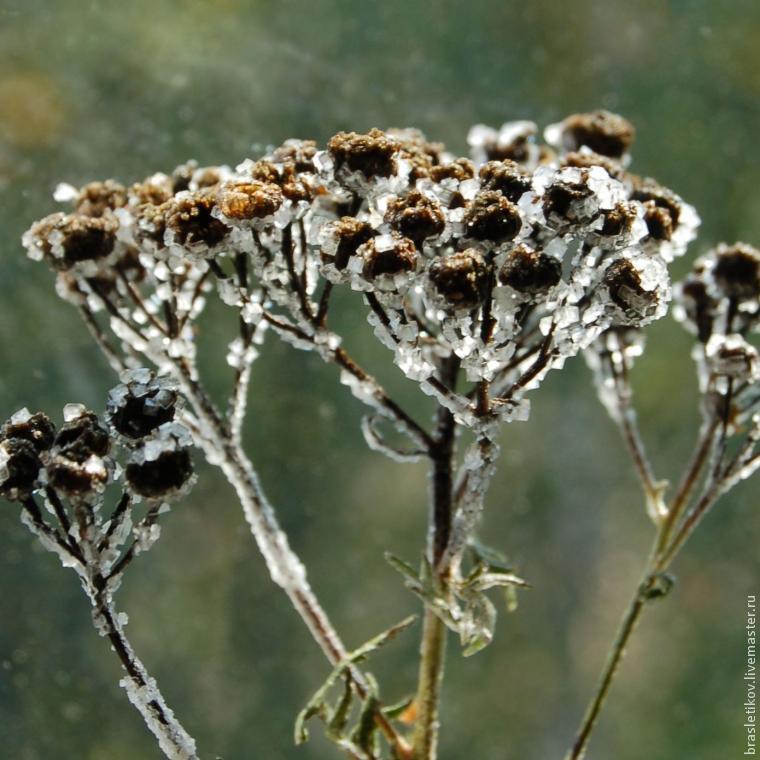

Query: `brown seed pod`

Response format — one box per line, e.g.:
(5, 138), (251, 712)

(327, 129), (397, 179)
(429, 250), (491, 309)
(499, 244), (562, 295)
(385, 190), (445, 243)
(464, 191), (521, 243)
(361, 235), (418, 280)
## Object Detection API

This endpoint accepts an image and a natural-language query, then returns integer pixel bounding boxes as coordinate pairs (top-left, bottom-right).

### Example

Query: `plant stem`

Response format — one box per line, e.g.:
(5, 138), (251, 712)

(413, 610), (447, 760)
(94, 591), (199, 759)
(565, 573), (653, 760)
(412, 358), (457, 759)
(173, 360), (409, 754)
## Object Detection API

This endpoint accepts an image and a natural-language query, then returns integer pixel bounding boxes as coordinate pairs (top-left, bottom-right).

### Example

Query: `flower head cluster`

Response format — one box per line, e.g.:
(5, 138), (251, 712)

(23, 112), (699, 430)
(674, 243), (760, 425)
(0, 370), (194, 506)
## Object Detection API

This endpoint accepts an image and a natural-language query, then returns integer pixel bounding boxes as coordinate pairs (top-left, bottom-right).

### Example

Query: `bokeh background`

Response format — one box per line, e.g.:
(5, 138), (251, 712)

(1, 1), (759, 758)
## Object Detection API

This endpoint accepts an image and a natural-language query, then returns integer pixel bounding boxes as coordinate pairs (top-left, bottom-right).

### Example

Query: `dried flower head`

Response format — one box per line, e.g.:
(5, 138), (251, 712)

(360, 233), (418, 281)
(0, 437), (43, 501)
(464, 190), (522, 242)
(498, 244), (561, 296)
(107, 369), (179, 442)
(385, 190), (446, 243)
(47, 405), (112, 496)
(125, 423), (194, 500)
(429, 250), (491, 310)
(327, 129), (397, 180)
(546, 110), (635, 159)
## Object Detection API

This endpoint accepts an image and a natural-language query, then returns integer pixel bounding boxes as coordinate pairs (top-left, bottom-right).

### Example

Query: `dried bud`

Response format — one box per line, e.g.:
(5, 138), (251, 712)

(597, 202), (640, 242)
(270, 139), (318, 173)
(327, 129), (397, 179)
(24, 213), (117, 270)
(542, 173), (598, 230)
(324, 217), (375, 271)
(47, 407), (111, 496)
(550, 111), (635, 158)
(499, 244), (562, 295)
(676, 275), (716, 343)
(429, 159), (475, 183)
(1, 410), (56, 452)
(712, 243), (760, 302)
(73, 180), (128, 217)
(389, 128), (444, 181)
(361, 234), (418, 280)
(385, 190), (445, 243)
(602, 259), (663, 323)
(706, 334), (759, 382)
(630, 178), (682, 235)
(165, 190), (230, 248)
(464, 191), (521, 243)
(468, 121), (538, 164)
(106, 370), (179, 441)
(478, 160), (532, 203)
(429, 250), (491, 309)
(0, 438), (42, 501)
(216, 181), (283, 222)
(561, 150), (625, 180)
(125, 424), (194, 500)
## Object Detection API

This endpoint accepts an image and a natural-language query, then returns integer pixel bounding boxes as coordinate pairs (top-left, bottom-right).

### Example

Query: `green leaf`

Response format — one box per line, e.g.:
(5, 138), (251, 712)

(381, 695), (414, 721)
(326, 675), (353, 739)
(294, 616), (417, 746)
(385, 553), (420, 585)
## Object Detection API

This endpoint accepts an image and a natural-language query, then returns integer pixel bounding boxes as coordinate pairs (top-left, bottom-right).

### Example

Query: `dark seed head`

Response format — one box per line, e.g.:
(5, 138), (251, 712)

(429, 250), (491, 309)
(429, 159), (475, 183)
(217, 182), (283, 221)
(165, 191), (229, 247)
(543, 177), (596, 228)
(0, 438), (42, 501)
(603, 259), (659, 318)
(464, 191), (521, 243)
(385, 190), (445, 243)
(631, 177), (682, 229)
(600, 202), (638, 239)
(641, 203), (673, 241)
(679, 276), (715, 343)
(328, 129), (397, 179)
(478, 160), (532, 203)
(1, 412), (56, 452)
(558, 111), (635, 158)
(107, 373), (178, 441)
(53, 411), (110, 464)
(712, 243), (760, 302)
(126, 448), (193, 500)
(325, 217), (375, 271)
(499, 245), (562, 295)
(74, 180), (128, 217)
(361, 235), (418, 280)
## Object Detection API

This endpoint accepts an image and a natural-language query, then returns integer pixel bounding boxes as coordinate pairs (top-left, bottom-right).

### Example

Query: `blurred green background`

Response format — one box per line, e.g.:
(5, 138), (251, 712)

(1, 1), (759, 758)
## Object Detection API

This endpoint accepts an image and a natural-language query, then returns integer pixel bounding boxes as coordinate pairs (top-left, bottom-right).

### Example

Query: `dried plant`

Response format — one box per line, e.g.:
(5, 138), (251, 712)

(2, 110), (757, 759)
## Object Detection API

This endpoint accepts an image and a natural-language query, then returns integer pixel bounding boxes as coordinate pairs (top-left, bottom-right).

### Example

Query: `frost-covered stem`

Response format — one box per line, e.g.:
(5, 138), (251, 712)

(566, 570), (655, 760)
(413, 356), (457, 760)
(92, 589), (199, 759)
(171, 360), (408, 754)
(174, 359), (347, 661)
(606, 353), (661, 514)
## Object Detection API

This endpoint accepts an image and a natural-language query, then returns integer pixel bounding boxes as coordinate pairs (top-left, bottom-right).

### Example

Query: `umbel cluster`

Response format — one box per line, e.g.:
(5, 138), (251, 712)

(2, 110), (759, 760)
(19, 110), (715, 431)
